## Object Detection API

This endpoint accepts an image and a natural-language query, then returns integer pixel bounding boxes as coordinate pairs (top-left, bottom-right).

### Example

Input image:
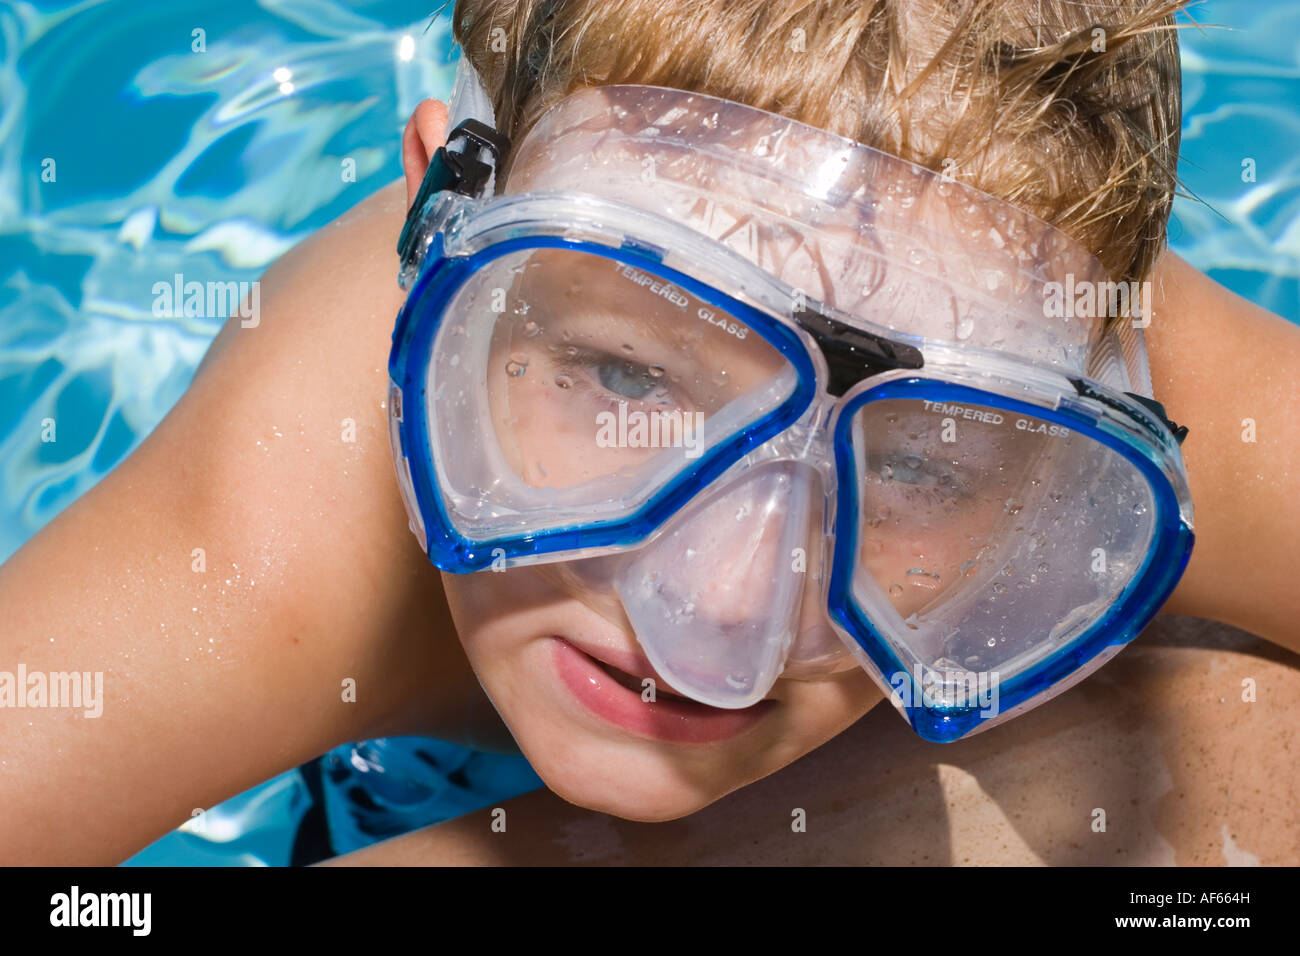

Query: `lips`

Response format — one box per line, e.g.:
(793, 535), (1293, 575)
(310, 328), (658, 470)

(549, 637), (775, 744)
(591, 656), (694, 702)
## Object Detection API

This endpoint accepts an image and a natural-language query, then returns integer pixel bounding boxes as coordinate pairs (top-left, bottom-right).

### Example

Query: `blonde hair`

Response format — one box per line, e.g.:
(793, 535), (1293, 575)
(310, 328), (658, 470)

(450, 0), (1189, 287)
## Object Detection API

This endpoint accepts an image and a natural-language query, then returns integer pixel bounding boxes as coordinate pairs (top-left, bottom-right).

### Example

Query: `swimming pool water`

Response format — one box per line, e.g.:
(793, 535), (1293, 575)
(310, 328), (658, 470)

(0, 0), (1295, 864)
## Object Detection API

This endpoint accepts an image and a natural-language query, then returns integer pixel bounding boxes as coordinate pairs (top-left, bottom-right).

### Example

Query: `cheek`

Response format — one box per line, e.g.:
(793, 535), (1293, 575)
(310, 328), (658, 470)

(774, 666), (884, 751)
(438, 569), (535, 661)
(502, 377), (595, 484)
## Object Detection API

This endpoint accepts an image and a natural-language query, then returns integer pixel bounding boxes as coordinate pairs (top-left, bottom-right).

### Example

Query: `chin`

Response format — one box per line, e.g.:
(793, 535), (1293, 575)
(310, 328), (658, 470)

(513, 730), (748, 822)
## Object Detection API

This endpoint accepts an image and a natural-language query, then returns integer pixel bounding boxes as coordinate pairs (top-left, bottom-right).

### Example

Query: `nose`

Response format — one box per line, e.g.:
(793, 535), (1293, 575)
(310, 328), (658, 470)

(549, 459), (857, 707)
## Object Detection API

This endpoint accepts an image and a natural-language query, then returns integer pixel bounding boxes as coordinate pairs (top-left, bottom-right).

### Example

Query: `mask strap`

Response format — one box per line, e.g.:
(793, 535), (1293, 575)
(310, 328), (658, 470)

(447, 52), (498, 131)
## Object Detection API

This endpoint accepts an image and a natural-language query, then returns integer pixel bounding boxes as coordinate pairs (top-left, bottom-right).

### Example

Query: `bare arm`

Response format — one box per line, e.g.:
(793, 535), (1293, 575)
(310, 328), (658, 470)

(0, 180), (510, 865)
(1147, 252), (1300, 649)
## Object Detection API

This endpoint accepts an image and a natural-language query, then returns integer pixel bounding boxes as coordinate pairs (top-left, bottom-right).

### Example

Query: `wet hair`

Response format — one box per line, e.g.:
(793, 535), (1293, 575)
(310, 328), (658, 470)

(449, 0), (1191, 288)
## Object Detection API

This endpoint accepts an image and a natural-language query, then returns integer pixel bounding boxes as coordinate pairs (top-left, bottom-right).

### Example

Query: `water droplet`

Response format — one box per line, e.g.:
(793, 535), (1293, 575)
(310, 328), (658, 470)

(880, 464), (894, 481)
(522, 320), (541, 337)
(1004, 499), (1022, 514)
(1037, 562), (1049, 573)
(648, 365), (664, 378)
(504, 358), (528, 377)
(725, 673), (752, 690)
(889, 584), (904, 598)
(1132, 502), (1147, 516)
(955, 317), (975, 340)
(554, 374), (573, 389)
(986, 637), (997, 648)
(992, 582), (1007, 594)
(621, 343), (635, 353)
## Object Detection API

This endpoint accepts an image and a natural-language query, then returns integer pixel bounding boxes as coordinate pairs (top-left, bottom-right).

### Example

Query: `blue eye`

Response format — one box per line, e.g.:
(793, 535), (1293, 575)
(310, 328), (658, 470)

(596, 360), (667, 402)
(873, 453), (971, 498)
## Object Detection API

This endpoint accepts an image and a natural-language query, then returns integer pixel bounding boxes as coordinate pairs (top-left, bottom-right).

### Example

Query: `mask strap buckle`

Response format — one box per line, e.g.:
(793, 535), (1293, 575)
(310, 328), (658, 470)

(397, 119), (512, 281)
(1071, 379), (1189, 445)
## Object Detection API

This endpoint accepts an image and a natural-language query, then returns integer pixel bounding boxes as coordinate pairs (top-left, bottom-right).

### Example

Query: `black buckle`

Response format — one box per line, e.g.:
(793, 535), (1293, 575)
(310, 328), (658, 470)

(1071, 379), (1189, 445)
(1125, 392), (1190, 445)
(795, 303), (925, 396)
(396, 118), (512, 264)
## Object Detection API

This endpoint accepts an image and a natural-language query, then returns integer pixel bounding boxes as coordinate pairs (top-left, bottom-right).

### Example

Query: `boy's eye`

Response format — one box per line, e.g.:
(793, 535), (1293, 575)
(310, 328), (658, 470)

(596, 358), (670, 403)
(888, 455), (943, 486)
(873, 453), (970, 497)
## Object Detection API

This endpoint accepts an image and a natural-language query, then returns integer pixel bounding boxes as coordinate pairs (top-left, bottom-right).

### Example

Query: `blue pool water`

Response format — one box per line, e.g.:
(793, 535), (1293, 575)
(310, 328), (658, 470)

(0, 0), (1296, 864)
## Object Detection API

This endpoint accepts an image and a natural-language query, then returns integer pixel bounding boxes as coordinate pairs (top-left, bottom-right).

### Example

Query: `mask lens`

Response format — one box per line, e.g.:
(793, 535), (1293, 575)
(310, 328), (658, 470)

(846, 395), (1157, 681)
(427, 247), (798, 538)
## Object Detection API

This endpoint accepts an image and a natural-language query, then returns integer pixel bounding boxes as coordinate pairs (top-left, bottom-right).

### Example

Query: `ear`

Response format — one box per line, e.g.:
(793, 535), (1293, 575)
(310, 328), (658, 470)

(402, 99), (450, 210)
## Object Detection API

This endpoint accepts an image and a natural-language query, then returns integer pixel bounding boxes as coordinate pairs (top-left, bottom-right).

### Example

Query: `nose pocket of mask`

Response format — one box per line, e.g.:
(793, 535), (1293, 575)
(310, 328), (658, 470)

(614, 461), (813, 709)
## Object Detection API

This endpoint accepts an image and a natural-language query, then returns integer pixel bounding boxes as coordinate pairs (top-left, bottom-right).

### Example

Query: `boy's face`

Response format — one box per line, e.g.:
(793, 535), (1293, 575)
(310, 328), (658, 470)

(433, 251), (1049, 817)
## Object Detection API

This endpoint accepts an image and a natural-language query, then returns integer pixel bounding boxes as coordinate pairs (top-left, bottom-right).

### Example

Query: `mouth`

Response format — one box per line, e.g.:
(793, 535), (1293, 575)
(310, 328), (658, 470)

(590, 656), (694, 702)
(549, 637), (775, 744)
